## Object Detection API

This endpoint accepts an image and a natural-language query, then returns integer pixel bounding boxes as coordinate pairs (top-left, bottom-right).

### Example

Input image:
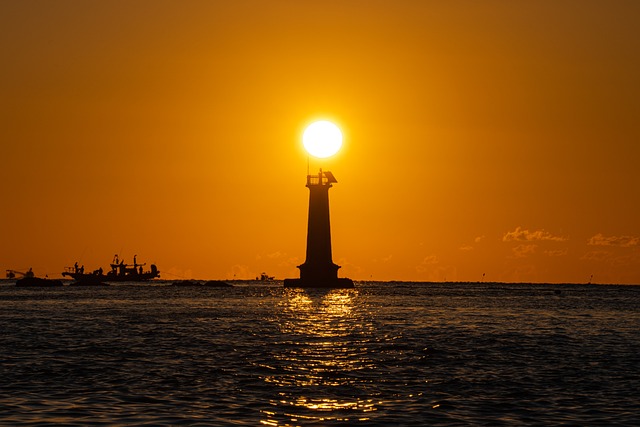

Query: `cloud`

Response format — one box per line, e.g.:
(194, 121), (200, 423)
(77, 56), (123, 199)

(503, 227), (567, 242)
(416, 255), (439, 272)
(421, 255), (439, 265)
(257, 251), (285, 260)
(459, 235), (485, 251)
(544, 249), (568, 257)
(581, 250), (640, 266)
(512, 244), (537, 258)
(581, 251), (611, 262)
(373, 254), (393, 263)
(587, 233), (639, 247)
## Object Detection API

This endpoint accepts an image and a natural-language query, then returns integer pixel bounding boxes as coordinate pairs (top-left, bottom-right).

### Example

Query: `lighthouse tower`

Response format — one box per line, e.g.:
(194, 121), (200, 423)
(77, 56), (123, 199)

(284, 169), (354, 288)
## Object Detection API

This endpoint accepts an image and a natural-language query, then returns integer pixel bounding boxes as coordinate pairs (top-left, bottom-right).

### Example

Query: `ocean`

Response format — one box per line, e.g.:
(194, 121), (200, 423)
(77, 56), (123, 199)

(0, 281), (638, 426)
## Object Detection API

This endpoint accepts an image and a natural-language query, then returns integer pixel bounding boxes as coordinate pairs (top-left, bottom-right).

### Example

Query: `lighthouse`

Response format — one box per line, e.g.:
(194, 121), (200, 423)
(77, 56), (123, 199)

(283, 169), (354, 288)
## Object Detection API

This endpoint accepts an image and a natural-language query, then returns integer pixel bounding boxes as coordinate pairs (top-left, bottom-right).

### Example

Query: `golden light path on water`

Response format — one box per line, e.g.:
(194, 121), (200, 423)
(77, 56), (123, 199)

(260, 289), (380, 425)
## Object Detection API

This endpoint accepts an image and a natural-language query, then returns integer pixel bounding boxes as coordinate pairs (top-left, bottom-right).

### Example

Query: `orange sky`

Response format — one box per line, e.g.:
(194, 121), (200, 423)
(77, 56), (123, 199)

(2, 1), (639, 283)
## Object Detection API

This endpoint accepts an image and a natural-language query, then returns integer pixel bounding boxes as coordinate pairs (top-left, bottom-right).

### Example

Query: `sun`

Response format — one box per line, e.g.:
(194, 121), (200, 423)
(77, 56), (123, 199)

(303, 121), (343, 158)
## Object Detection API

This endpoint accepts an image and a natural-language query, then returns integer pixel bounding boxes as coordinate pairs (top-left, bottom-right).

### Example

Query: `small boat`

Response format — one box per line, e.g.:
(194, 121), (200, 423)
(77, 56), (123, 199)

(254, 272), (276, 283)
(63, 254), (160, 282)
(8, 268), (63, 287)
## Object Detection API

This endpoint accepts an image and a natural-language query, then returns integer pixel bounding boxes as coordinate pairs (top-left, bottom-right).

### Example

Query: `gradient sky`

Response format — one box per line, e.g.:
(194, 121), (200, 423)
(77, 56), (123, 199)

(2, 1), (639, 284)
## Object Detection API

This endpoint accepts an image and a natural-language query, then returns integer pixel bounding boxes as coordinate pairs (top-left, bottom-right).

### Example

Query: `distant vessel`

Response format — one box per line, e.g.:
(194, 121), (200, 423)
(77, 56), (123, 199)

(7, 268), (63, 287)
(255, 272), (276, 283)
(62, 254), (160, 282)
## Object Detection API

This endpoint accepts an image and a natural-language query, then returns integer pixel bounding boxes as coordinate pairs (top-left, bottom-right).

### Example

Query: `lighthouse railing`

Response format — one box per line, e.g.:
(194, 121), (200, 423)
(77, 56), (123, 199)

(307, 175), (322, 185)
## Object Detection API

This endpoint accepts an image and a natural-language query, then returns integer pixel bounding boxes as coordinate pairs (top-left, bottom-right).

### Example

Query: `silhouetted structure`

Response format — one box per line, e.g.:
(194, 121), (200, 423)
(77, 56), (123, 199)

(6, 268), (34, 279)
(284, 169), (354, 288)
(62, 255), (160, 282)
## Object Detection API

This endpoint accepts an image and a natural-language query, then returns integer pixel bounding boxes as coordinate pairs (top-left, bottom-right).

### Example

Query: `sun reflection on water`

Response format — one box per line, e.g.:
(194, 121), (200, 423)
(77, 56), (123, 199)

(259, 288), (379, 425)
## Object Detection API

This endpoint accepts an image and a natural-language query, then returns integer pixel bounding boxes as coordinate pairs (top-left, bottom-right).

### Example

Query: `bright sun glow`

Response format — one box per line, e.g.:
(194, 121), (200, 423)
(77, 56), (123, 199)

(303, 121), (343, 158)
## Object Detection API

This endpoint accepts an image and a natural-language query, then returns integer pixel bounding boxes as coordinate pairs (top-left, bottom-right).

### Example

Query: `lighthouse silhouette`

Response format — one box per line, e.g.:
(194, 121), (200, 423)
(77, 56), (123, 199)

(284, 168), (354, 288)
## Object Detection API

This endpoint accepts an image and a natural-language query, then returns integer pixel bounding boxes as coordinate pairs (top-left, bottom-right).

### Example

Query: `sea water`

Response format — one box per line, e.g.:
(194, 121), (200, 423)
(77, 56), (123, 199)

(0, 281), (638, 426)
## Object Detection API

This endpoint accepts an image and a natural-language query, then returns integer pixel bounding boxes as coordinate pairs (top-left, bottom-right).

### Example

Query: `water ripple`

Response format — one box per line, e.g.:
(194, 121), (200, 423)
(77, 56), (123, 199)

(1, 282), (639, 425)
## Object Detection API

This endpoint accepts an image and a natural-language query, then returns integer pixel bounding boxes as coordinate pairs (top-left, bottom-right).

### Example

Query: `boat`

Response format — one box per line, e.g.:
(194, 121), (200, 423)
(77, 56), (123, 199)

(254, 272), (277, 283)
(7, 268), (63, 287)
(62, 254), (160, 282)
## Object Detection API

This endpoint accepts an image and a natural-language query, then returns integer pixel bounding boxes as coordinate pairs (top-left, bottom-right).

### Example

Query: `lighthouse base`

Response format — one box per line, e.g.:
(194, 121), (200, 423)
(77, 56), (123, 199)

(283, 277), (354, 289)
